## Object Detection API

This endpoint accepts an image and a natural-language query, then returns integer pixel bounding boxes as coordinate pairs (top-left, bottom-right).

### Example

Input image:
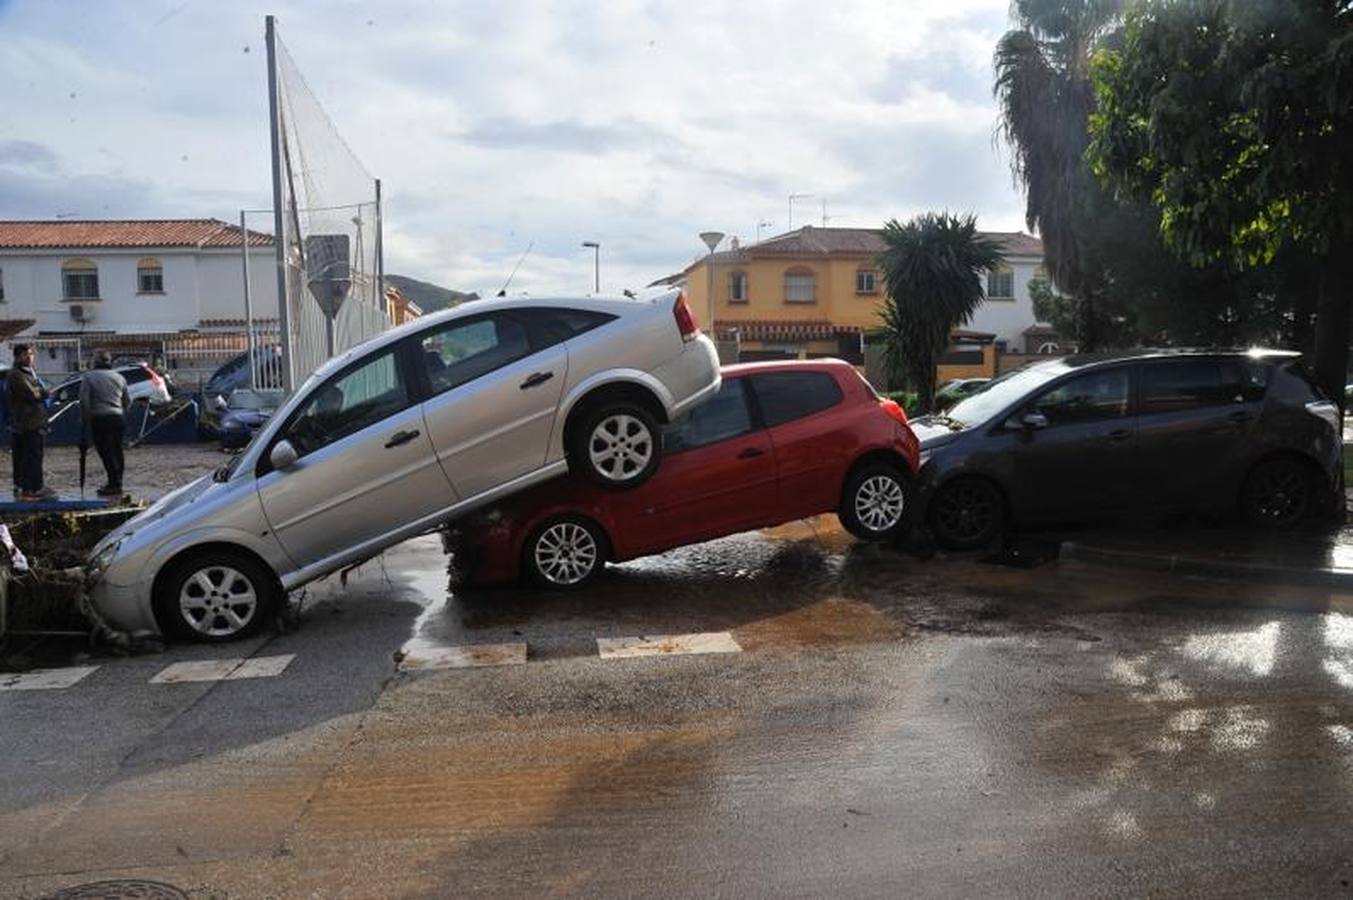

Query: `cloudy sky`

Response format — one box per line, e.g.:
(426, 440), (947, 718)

(0, 0), (1028, 297)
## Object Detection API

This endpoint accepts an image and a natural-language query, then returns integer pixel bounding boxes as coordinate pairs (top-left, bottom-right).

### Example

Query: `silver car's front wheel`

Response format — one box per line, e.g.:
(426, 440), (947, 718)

(179, 565), (259, 639)
(526, 516), (606, 589)
(571, 401), (662, 490)
(156, 550), (279, 643)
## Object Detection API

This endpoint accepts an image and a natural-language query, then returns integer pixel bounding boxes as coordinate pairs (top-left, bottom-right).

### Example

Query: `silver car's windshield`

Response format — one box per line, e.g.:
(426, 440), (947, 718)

(942, 366), (1063, 428)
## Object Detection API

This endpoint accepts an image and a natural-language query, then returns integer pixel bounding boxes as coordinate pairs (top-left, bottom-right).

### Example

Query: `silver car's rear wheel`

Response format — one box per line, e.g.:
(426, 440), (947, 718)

(156, 549), (278, 643)
(525, 516), (607, 589)
(571, 401), (662, 490)
(839, 463), (910, 541)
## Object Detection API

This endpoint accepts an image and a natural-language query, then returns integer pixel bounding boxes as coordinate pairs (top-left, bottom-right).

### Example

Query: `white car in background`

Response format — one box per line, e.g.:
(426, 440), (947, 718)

(87, 289), (721, 642)
(51, 363), (172, 407)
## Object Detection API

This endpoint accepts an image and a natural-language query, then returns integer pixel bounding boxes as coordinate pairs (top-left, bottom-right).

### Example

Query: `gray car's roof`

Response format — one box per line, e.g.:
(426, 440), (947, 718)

(1023, 347), (1301, 376)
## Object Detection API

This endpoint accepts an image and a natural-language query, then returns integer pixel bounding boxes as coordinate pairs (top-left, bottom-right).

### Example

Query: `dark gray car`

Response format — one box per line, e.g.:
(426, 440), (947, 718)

(910, 350), (1343, 549)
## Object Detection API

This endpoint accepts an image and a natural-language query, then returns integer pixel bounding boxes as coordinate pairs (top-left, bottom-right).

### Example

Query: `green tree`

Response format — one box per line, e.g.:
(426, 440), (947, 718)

(1090, 0), (1353, 402)
(876, 213), (1002, 414)
(994, 0), (1125, 348)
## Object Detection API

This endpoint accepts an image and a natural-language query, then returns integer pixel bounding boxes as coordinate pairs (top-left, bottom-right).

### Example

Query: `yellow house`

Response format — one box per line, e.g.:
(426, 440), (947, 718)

(663, 225), (1044, 381)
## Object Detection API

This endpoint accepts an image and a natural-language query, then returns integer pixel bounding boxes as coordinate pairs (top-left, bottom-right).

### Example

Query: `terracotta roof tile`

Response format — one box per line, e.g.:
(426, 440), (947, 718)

(0, 219), (274, 250)
(745, 226), (1043, 258)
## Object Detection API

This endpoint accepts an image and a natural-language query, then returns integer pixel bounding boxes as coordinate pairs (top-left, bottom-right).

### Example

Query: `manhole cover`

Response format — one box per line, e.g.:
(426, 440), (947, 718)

(44, 880), (188, 900)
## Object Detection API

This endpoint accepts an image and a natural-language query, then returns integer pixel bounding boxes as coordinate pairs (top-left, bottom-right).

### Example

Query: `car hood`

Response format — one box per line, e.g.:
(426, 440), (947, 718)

(93, 474), (215, 554)
(910, 419), (967, 449)
(222, 410), (272, 428)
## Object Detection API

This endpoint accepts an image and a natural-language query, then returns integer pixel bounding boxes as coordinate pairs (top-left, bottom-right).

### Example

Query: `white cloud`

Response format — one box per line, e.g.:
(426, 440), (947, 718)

(0, 0), (1028, 298)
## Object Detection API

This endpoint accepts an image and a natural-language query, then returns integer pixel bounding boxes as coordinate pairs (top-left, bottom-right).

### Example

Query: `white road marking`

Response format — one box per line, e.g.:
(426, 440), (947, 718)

(596, 631), (743, 660)
(399, 642), (528, 671)
(150, 654), (295, 684)
(0, 666), (99, 691)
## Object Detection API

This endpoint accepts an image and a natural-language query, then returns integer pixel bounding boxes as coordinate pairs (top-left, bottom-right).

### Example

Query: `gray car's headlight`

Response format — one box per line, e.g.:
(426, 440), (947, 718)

(87, 538), (124, 580)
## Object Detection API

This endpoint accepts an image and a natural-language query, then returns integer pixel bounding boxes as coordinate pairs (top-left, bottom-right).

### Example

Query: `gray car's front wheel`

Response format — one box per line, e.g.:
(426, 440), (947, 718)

(155, 549), (279, 643)
(571, 401), (661, 490)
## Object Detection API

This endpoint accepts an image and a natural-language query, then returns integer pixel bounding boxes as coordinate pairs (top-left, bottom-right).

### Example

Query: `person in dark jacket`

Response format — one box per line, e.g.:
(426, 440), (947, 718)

(7, 343), (54, 501)
(79, 349), (131, 496)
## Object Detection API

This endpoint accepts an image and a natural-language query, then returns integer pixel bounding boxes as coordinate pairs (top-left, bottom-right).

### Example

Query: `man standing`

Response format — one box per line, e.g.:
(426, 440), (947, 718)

(7, 343), (54, 501)
(79, 349), (130, 497)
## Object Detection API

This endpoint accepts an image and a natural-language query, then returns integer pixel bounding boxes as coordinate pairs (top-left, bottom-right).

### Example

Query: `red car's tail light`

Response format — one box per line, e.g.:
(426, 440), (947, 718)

(673, 292), (699, 341)
(879, 398), (908, 427)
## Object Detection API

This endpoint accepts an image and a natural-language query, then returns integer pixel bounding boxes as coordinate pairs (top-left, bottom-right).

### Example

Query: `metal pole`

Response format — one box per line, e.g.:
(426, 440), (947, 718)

(593, 245), (599, 293)
(265, 15), (294, 392)
(705, 252), (715, 333)
(375, 178), (385, 322)
(241, 210), (257, 391)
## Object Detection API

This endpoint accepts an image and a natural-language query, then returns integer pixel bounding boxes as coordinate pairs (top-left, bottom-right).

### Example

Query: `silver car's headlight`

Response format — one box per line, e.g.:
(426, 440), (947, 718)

(87, 538), (124, 580)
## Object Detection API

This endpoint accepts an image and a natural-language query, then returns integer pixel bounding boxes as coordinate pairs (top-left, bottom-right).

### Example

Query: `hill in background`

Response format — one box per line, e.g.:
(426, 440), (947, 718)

(386, 274), (478, 313)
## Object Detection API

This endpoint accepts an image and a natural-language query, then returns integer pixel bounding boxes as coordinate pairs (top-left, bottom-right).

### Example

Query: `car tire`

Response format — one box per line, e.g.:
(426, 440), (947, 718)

(154, 549), (280, 643)
(523, 515), (608, 590)
(1241, 458), (1313, 529)
(839, 463), (910, 542)
(570, 401), (662, 490)
(928, 477), (1006, 551)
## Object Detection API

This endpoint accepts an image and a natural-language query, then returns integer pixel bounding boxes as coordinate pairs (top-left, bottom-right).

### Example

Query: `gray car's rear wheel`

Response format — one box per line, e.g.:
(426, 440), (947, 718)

(155, 549), (279, 643)
(571, 401), (661, 490)
(523, 515), (608, 589)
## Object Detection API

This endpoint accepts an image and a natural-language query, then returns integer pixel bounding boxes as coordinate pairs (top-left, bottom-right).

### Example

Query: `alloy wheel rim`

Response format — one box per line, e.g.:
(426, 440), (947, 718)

(588, 414), (653, 481)
(179, 565), (258, 638)
(1251, 466), (1307, 521)
(535, 522), (599, 585)
(855, 475), (905, 533)
(935, 484), (996, 542)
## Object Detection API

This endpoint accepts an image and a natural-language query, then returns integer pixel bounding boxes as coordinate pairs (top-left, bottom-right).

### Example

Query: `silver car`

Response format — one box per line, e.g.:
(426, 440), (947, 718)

(87, 290), (720, 642)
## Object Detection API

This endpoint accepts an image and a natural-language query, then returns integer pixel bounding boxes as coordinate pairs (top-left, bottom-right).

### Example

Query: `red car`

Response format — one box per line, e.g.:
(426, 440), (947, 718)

(452, 360), (920, 589)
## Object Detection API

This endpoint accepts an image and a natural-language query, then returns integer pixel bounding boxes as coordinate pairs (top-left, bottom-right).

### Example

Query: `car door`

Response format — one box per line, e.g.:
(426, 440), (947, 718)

(255, 344), (456, 569)
(1006, 366), (1137, 522)
(1133, 358), (1263, 509)
(417, 310), (568, 501)
(747, 369), (854, 519)
(614, 377), (778, 552)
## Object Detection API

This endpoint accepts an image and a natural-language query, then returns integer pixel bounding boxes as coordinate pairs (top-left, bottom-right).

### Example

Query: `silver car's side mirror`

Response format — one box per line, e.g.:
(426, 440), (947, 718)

(270, 439), (299, 470)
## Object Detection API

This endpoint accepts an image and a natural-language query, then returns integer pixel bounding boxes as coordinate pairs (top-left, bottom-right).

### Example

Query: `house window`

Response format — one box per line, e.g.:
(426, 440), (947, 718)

(729, 270), (748, 304)
(855, 269), (877, 294)
(784, 268), (815, 304)
(137, 258), (164, 293)
(62, 258), (100, 300)
(986, 267), (1014, 300)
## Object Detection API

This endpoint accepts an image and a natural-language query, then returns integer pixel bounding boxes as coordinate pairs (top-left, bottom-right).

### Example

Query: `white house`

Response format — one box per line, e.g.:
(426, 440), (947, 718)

(0, 219), (278, 378)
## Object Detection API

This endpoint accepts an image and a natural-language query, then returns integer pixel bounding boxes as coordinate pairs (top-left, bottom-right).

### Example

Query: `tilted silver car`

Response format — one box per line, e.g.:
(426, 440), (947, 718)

(87, 290), (720, 641)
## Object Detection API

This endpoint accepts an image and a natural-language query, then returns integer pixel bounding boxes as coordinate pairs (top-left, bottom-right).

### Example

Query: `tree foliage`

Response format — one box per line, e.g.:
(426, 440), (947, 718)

(876, 213), (1002, 414)
(1089, 0), (1353, 399)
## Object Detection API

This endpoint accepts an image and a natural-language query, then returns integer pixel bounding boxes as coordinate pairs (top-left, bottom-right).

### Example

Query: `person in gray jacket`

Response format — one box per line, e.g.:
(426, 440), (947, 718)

(79, 349), (131, 496)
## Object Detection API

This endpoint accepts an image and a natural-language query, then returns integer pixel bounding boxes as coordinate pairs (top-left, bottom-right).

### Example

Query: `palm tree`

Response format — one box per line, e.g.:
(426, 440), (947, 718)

(876, 213), (1001, 414)
(994, 0), (1123, 349)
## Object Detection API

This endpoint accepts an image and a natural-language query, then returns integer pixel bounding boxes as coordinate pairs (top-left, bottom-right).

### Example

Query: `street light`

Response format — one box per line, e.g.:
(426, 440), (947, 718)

(699, 231), (724, 336)
(581, 241), (600, 293)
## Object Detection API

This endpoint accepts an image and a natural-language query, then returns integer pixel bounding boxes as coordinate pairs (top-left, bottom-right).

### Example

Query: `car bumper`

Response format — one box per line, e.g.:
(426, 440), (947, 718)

(87, 576), (159, 637)
(446, 523), (520, 587)
(660, 334), (722, 419)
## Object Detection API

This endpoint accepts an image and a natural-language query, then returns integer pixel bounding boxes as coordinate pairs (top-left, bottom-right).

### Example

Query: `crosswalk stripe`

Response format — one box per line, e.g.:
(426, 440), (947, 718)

(149, 654), (295, 684)
(0, 666), (99, 691)
(398, 642), (528, 671)
(596, 631), (742, 660)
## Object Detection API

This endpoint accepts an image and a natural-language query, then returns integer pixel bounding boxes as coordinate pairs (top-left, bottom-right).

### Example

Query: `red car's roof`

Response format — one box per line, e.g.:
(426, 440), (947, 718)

(719, 358), (859, 377)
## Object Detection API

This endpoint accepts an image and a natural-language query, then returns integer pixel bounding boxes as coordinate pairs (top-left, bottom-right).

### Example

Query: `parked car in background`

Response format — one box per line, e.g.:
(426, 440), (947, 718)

(204, 346), (284, 397)
(86, 290), (721, 642)
(911, 350), (1342, 549)
(217, 388), (286, 449)
(51, 363), (171, 407)
(934, 377), (989, 411)
(452, 360), (920, 589)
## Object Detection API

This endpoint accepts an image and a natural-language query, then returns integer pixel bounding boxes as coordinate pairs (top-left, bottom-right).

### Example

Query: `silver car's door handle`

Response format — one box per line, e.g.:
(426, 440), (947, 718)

(520, 372), (554, 390)
(384, 429), (420, 448)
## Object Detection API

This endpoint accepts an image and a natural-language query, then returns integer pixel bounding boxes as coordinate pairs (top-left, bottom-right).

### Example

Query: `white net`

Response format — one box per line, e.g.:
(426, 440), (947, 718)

(270, 22), (390, 389)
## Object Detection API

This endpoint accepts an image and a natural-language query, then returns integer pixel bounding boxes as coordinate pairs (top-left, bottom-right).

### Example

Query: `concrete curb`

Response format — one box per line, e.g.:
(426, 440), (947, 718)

(1059, 540), (1353, 591)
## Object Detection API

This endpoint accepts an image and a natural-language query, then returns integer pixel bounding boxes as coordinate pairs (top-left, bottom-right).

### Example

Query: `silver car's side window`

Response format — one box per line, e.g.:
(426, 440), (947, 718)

(419, 314), (530, 395)
(287, 350), (409, 455)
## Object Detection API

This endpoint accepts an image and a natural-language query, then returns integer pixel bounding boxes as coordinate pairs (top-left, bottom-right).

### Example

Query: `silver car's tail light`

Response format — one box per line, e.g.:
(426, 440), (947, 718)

(1305, 400), (1340, 434)
(673, 292), (699, 342)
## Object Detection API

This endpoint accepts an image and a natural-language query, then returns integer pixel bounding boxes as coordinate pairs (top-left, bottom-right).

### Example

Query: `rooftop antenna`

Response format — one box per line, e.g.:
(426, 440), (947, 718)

(788, 193), (813, 230)
(821, 199), (834, 227)
(756, 219), (773, 242)
(497, 240), (534, 297)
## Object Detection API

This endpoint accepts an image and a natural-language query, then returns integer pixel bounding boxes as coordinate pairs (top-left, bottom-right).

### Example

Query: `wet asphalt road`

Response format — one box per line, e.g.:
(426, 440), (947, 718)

(4, 520), (1353, 897)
